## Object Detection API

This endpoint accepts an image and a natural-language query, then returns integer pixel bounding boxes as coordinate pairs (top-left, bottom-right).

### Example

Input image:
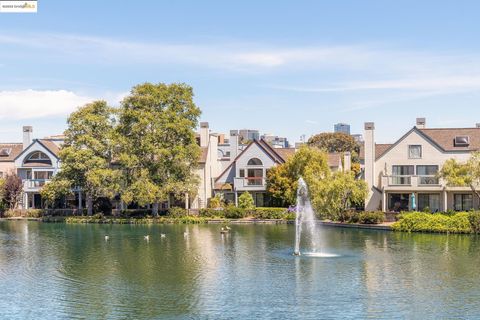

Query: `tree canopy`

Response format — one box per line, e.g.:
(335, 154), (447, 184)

(307, 132), (358, 154)
(49, 100), (117, 215)
(439, 152), (480, 202)
(116, 83), (201, 215)
(267, 145), (367, 218)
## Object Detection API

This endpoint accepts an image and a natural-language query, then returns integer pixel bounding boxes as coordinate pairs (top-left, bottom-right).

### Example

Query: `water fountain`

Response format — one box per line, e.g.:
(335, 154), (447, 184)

(294, 178), (338, 257)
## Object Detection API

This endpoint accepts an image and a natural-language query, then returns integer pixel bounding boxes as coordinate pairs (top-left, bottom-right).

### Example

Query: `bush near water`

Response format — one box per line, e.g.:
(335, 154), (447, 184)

(392, 211), (478, 234)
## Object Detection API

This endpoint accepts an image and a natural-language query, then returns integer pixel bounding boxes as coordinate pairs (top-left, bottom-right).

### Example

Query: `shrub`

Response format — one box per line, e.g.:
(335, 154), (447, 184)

(392, 212), (471, 233)
(252, 207), (289, 219)
(238, 192), (255, 210)
(223, 206), (246, 219)
(208, 195), (223, 209)
(167, 207), (188, 217)
(468, 211), (480, 233)
(120, 209), (152, 217)
(4, 209), (44, 218)
(198, 208), (225, 217)
(358, 211), (384, 224)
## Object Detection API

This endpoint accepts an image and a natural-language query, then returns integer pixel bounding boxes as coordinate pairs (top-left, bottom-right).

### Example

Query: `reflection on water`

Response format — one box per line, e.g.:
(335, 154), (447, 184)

(1, 221), (480, 319)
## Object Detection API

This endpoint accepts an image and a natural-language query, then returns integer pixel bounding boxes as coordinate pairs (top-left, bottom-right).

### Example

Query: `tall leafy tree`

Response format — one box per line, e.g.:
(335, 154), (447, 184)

(307, 132), (358, 153)
(439, 152), (480, 203)
(266, 145), (367, 219)
(53, 100), (117, 215)
(267, 146), (330, 206)
(117, 83), (201, 216)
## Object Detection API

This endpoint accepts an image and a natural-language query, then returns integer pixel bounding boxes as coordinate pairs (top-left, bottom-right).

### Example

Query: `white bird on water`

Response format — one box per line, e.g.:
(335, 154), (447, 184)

(144, 235), (150, 241)
(184, 231), (189, 237)
(160, 233), (166, 238)
(105, 235), (109, 241)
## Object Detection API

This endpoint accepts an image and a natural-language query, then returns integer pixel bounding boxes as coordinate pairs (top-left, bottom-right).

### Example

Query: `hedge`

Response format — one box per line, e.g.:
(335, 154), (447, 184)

(392, 212), (472, 234)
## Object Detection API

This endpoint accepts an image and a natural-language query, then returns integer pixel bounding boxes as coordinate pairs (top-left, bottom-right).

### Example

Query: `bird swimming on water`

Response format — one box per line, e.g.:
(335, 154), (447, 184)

(144, 235), (150, 241)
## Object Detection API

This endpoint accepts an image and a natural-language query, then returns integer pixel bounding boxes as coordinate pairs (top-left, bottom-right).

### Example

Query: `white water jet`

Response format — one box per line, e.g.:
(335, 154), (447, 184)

(294, 178), (317, 256)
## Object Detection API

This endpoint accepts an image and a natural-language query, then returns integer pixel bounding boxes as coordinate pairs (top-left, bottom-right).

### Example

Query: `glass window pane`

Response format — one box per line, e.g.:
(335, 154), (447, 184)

(409, 145), (422, 159)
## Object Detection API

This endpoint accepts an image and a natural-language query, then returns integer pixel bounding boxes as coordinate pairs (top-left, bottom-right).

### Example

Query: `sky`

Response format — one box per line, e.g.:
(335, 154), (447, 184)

(2, 1), (480, 144)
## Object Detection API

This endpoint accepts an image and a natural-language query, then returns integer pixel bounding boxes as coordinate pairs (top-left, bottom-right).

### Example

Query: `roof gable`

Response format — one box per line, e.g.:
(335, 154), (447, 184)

(215, 139), (284, 183)
(15, 139), (60, 162)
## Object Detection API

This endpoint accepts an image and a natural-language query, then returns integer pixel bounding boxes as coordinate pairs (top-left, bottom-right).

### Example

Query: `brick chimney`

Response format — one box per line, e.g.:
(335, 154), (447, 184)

(23, 126), (33, 150)
(416, 117), (426, 129)
(199, 122), (209, 147)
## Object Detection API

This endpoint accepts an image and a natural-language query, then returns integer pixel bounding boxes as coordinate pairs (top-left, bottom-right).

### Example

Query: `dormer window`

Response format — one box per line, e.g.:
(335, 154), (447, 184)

(408, 145), (422, 159)
(0, 148), (11, 157)
(454, 136), (470, 147)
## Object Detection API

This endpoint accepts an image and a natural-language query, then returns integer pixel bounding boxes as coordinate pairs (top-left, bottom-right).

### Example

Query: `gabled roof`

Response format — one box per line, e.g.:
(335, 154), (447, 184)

(14, 139), (60, 161)
(215, 139), (287, 183)
(359, 143), (394, 161)
(0, 143), (23, 162)
(38, 139), (61, 157)
(361, 126), (480, 161)
(419, 128), (480, 152)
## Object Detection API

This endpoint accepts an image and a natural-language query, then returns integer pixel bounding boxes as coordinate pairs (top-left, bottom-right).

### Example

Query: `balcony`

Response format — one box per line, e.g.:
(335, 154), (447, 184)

(24, 179), (50, 191)
(382, 175), (442, 190)
(233, 177), (266, 191)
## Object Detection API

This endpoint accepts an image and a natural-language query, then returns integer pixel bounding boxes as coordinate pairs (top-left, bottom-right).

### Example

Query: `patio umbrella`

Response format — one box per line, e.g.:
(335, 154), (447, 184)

(410, 193), (416, 211)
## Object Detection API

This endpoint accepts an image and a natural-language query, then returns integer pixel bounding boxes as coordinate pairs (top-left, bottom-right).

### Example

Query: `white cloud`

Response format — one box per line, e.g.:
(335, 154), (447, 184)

(0, 89), (124, 120)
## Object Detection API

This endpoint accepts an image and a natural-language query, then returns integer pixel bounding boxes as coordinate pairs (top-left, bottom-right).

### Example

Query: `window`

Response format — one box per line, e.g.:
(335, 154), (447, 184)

(408, 145), (422, 159)
(418, 194), (440, 212)
(34, 171), (53, 180)
(391, 165), (414, 185)
(388, 193), (410, 212)
(247, 168), (263, 185)
(454, 136), (470, 147)
(417, 165), (439, 185)
(454, 194), (473, 211)
(24, 151), (52, 165)
(239, 169), (245, 178)
(247, 158), (263, 166)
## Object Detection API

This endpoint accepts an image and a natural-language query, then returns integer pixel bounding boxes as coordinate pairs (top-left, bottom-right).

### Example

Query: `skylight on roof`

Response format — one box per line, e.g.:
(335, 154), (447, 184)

(454, 136), (470, 147)
(0, 148), (12, 156)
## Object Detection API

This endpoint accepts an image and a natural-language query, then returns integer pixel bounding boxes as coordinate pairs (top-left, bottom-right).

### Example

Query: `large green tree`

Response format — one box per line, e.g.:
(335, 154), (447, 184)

(307, 132), (358, 153)
(266, 145), (367, 219)
(52, 100), (117, 215)
(439, 152), (480, 203)
(266, 146), (331, 206)
(116, 83), (201, 216)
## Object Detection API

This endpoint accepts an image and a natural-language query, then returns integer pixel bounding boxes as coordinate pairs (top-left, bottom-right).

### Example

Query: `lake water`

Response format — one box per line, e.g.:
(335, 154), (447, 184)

(1, 221), (480, 319)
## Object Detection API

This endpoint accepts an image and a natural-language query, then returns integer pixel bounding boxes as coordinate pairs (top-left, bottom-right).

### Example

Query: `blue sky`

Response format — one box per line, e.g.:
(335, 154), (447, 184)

(2, 1), (480, 143)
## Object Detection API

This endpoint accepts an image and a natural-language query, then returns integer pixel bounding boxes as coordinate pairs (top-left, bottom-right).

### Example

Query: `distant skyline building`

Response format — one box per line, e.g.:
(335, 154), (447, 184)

(239, 129), (260, 142)
(351, 134), (364, 143)
(261, 134), (290, 148)
(334, 123), (351, 135)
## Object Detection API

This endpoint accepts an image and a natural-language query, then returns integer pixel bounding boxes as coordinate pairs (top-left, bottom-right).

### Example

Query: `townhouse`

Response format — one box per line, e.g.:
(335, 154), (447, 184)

(364, 118), (480, 212)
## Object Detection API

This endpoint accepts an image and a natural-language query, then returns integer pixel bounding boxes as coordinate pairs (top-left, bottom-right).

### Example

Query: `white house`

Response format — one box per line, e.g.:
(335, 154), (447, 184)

(364, 118), (480, 212)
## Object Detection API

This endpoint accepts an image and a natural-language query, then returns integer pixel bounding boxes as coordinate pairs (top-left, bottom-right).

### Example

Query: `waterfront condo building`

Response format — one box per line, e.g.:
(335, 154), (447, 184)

(364, 118), (480, 212)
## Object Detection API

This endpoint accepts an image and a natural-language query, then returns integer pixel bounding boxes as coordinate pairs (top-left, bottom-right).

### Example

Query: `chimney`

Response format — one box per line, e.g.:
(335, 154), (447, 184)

(23, 126), (33, 150)
(230, 130), (239, 159)
(199, 122), (209, 147)
(416, 117), (426, 129)
(364, 122), (375, 210)
(343, 152), (351, 173)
